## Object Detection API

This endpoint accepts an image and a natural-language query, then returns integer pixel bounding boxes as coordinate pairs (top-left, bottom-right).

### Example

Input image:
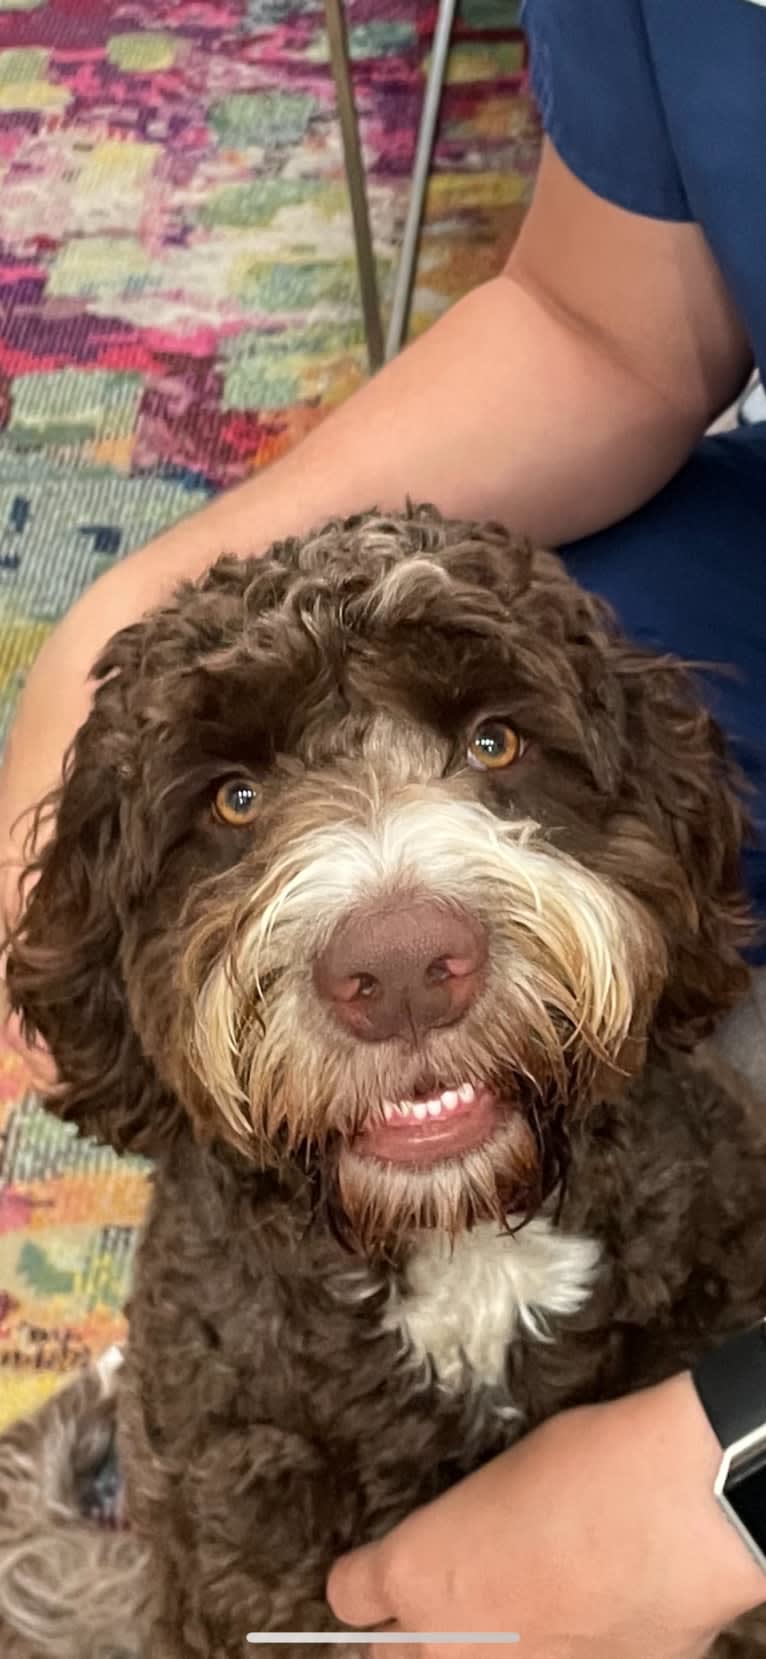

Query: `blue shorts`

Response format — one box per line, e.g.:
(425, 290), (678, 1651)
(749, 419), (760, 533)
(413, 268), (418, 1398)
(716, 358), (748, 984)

(561, 424), (766, 961)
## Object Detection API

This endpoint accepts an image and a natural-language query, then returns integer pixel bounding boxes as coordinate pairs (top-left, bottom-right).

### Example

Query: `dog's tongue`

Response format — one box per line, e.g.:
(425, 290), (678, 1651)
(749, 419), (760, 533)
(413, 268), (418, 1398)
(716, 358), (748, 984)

(354, 1083), (500, 1166)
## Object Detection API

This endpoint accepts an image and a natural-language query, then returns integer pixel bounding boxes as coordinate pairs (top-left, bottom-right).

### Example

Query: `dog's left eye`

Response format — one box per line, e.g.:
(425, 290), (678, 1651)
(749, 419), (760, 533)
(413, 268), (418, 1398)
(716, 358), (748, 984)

(213, 778), (259, 826)
(467, 720), (523, 771)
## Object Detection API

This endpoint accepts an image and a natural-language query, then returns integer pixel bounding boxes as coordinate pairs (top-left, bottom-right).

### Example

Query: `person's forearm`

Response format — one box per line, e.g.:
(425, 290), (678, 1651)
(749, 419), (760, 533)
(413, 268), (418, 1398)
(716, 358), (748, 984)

(0, 260), (720, 882)
(107, 269), (705, 586)
(4, 272), (706, 802)
(647, 1372), (766, 1632)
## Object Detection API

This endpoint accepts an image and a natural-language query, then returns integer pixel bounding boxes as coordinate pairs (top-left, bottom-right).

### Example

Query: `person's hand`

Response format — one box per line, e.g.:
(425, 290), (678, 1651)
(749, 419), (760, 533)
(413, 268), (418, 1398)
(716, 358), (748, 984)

(327, 1373), (766, 1659)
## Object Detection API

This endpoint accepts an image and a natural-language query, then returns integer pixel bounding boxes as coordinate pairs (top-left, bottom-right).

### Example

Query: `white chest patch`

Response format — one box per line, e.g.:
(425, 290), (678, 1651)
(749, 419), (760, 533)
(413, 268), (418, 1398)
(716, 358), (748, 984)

(386, 1218), (600, 1392)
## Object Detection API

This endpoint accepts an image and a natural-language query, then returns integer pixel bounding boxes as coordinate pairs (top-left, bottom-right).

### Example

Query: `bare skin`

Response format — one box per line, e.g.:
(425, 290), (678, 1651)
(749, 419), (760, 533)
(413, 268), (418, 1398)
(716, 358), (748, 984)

(327, 1374), (766, 1659)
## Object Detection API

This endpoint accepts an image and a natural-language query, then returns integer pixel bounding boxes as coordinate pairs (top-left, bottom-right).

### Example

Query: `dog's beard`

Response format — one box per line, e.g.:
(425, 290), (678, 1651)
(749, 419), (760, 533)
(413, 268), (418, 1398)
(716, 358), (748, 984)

(178, 788), (667, 1250)
(327, 1096), (569, 1260)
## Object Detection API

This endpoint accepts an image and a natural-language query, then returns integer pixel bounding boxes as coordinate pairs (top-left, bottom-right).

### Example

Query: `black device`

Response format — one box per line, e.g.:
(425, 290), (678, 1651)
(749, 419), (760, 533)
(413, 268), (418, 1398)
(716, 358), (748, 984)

(693, 1321), (766, 1573)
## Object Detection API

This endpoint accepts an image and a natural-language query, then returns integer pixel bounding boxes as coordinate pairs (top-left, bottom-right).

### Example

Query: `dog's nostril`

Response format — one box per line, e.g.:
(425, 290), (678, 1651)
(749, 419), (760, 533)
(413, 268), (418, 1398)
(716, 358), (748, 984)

(425, 953), (477, 985)
(331, 972), (379, 1004)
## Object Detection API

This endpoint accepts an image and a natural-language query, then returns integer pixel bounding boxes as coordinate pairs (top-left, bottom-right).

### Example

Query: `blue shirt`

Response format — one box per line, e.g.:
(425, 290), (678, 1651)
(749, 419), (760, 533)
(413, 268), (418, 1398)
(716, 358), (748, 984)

(523, 0), (766, 372)
(522, 0), (766, 952)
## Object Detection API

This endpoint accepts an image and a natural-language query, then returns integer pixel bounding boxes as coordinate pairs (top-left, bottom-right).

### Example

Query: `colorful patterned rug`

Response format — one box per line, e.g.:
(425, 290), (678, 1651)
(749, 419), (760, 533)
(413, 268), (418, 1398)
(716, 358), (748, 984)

(0, 0), (539, 1430)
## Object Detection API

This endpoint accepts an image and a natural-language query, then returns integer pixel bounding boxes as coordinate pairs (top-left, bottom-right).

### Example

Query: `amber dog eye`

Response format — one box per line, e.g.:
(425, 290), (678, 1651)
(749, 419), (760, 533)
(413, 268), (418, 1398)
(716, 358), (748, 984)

(467, 720), (523, 771)
(213, 778), (259, 826)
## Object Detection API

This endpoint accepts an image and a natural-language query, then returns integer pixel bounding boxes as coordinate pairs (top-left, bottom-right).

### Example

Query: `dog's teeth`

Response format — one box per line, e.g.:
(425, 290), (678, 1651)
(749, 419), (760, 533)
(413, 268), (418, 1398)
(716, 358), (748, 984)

(380, 1092), (486, 1124)
(375, 1088), (488, 1129)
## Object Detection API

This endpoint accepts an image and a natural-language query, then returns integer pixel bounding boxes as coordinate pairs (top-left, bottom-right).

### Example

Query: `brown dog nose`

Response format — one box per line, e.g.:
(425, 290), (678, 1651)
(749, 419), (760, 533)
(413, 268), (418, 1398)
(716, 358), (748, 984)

(314, 898), (487, 1043)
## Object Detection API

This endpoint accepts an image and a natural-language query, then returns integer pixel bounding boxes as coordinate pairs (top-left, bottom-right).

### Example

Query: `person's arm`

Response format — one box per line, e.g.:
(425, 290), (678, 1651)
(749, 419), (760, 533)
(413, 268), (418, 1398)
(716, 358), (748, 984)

(327, 1371), (766, 1659)
(0, 141), (751, 895)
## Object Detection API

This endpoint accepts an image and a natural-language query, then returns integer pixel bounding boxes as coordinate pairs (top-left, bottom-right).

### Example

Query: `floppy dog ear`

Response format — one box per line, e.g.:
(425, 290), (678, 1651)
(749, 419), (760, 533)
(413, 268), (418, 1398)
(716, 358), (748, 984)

(6, 629), (180, 1156)
(608, 646), (753, 1045)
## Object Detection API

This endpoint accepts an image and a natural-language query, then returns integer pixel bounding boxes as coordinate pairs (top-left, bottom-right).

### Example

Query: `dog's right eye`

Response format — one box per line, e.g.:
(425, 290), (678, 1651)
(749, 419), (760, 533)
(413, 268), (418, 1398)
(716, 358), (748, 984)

(213, 778), (259, 826)
(467, 720), (523, 771)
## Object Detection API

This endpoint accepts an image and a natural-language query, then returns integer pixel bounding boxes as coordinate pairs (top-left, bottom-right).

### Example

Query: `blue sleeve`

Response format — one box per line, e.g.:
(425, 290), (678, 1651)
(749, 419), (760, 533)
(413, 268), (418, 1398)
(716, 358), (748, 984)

(522, 0), (692, 222)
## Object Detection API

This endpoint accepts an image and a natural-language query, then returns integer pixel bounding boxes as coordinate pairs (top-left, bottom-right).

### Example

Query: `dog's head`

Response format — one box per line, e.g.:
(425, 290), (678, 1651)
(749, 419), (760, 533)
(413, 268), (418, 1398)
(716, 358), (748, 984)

(7, 510), (752, 1256)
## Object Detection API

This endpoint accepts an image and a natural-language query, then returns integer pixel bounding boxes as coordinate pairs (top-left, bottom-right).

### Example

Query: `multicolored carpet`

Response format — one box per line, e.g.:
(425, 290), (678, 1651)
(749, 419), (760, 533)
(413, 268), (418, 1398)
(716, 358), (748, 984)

(0, 0), (539, 1429)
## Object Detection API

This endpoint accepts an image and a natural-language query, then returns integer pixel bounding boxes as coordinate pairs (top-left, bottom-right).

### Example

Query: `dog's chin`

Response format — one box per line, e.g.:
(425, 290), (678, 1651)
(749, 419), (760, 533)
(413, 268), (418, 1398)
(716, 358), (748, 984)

(329, 1083), (561, 1260)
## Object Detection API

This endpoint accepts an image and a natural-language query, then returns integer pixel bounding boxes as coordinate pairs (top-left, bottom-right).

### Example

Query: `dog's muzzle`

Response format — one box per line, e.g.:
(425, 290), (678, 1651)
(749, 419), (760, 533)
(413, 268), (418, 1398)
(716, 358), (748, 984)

(183, 787), (667, 1160)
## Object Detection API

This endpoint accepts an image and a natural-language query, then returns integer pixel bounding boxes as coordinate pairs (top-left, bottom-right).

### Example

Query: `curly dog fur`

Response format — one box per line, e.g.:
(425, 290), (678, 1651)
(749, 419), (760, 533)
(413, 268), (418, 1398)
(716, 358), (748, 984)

(2, 508), (766, 1657)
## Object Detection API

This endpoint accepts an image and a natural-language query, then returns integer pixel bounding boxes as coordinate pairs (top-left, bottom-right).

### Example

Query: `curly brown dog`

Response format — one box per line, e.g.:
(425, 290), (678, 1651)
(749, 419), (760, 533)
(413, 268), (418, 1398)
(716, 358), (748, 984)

(2, 508), (765, 1659)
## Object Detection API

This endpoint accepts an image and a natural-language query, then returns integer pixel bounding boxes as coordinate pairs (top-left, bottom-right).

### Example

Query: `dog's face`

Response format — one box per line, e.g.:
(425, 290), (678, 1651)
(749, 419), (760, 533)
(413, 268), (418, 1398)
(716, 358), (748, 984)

(8, 511), (751, 1257)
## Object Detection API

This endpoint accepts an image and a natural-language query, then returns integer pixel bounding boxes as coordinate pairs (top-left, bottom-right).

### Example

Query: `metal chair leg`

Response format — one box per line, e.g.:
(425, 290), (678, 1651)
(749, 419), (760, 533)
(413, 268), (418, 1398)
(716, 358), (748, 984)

(324, 0), (385, 373)
(385, 0), (458, 360)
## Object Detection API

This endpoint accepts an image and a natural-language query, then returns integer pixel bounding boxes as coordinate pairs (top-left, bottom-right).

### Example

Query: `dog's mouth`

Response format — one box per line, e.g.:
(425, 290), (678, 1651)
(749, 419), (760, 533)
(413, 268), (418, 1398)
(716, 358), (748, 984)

(352, 1081), (504, 1167)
